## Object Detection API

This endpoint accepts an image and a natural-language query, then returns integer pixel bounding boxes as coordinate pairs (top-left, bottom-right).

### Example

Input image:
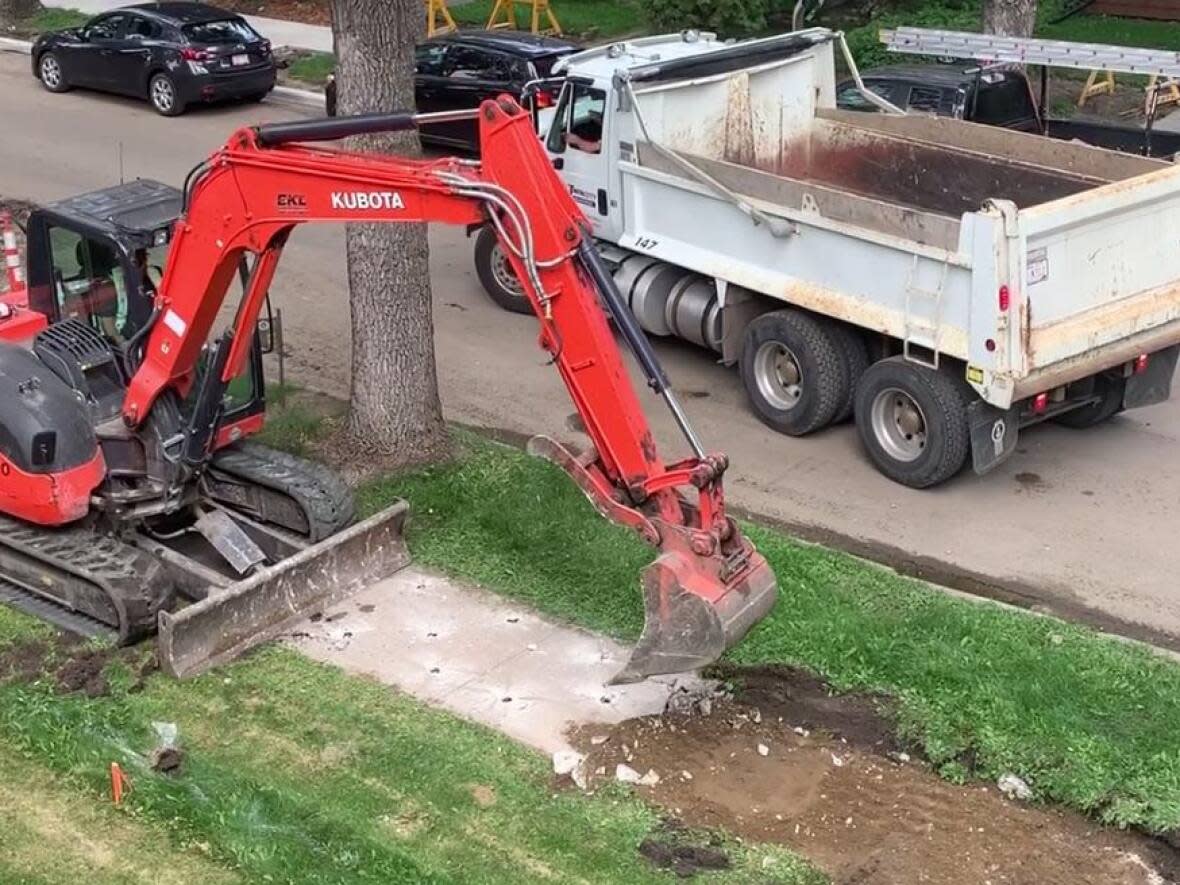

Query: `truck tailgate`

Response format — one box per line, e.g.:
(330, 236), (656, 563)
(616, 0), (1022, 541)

(1019, 163), (1180, 375)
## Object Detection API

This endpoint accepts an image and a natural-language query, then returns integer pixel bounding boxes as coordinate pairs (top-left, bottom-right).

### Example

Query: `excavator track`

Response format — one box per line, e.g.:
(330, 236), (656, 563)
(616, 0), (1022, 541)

(205, 441), (356, 542)
(0, 516), (171, 644)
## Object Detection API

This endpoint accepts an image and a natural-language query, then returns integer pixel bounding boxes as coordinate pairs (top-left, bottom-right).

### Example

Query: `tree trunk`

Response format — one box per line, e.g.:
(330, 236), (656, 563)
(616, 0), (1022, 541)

(982, 0), (1038, 36)
(0, 0), (43, 25)
(329, 0), (450, 464)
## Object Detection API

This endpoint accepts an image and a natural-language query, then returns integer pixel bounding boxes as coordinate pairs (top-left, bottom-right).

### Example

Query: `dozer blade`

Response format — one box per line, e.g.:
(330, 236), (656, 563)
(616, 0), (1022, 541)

(158, 501), (410, 678)
(612, 545), (777, 685)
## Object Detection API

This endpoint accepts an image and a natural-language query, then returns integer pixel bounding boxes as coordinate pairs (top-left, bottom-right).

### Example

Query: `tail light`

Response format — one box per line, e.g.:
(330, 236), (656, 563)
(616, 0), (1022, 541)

(1032, 392), (1049, 415)
(534, 89), (554, 109)
(181, 47), (214, 62)
(260, 40), (271, 55)
(998, 284), (1011, 312)
(1134, 353), (1149, 375)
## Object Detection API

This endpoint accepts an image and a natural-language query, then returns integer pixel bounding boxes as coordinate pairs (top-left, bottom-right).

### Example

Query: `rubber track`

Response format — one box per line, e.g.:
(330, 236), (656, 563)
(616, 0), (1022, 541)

(0, 579), (115, 640)
(208, 441), (356, 543)
(0, 515), (169, 642)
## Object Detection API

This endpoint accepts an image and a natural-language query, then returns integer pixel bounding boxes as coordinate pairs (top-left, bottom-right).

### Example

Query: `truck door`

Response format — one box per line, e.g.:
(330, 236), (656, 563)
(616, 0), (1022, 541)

(545, 82), (617, 238)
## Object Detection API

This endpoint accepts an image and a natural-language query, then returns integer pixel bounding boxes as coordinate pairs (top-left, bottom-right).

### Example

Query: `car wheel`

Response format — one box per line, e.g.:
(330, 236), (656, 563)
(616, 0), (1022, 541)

(38, 52), (69, 93)
(853, 356), (972, 488)
(739, 309), (846, 436)
(149, 73), (184, 116)
(245, 91), (270, 103)
(474, 225), (531, 315)
(1054, 374), (1126, 429)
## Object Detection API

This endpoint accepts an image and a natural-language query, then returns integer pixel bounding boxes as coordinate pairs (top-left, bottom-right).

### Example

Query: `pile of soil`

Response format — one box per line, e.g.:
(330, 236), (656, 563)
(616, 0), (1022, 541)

(574, 667), (1180, 885)
(219, 0), (331, 26)
(0, 632), (158, 699)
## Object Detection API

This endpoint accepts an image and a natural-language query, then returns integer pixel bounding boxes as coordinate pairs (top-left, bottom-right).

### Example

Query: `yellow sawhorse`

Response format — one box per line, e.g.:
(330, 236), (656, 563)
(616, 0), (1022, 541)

(427, 0), (457, 36)
(485, 0), (563, 35)
(1078, 69), (1115, 108)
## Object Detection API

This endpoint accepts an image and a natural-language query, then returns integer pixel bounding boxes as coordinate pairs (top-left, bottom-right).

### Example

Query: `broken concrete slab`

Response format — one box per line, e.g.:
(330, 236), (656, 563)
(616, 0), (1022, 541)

(287, 566), (710, 754)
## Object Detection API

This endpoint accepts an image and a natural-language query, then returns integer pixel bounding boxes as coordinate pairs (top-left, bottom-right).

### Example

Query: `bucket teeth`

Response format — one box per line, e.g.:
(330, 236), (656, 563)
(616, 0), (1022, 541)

(612, 545), (777, 684)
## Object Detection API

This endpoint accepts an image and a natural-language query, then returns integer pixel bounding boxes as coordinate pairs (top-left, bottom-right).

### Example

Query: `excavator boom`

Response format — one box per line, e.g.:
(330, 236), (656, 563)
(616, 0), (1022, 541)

(129, 99), (777, 681)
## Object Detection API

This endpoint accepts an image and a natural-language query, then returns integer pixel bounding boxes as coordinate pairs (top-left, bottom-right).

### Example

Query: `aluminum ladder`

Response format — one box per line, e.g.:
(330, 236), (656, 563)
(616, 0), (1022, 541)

(879, 27), (1180, 78)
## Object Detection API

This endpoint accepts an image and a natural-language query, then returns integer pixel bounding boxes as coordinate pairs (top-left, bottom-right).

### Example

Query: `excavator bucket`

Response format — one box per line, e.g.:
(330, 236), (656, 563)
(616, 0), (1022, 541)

(158, 502), (410, 678)
(613, 543), (778, 684)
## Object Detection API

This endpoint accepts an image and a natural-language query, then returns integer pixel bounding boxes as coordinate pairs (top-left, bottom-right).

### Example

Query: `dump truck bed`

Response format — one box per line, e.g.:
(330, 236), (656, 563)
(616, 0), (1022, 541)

(616, 44), (1180, 407)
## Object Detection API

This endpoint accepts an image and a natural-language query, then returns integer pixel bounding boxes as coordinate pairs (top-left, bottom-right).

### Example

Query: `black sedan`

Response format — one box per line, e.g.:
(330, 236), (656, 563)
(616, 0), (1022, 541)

(32, 1), (275, 116)
(325, 30), (579, 151)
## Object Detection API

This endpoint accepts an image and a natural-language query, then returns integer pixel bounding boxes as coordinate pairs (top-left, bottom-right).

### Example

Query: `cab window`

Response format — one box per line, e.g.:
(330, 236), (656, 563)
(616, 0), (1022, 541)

(47, 226), (131, 343)
(415, 42), (448, 75)
(83, 14), (126, 41)
(546, 84), (605, 154)
(836, 81), (893, 111)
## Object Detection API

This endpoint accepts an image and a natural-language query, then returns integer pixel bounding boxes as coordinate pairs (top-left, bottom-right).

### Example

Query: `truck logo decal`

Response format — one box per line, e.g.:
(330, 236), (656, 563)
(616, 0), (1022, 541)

(330, 191), (405, 211)
(991, 419), (1006, 458)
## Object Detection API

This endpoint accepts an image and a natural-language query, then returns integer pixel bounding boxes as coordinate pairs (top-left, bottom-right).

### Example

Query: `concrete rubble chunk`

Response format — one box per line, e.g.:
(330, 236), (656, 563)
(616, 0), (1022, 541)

(615, 763), (643, 784)
(998, 773), (1033, 801)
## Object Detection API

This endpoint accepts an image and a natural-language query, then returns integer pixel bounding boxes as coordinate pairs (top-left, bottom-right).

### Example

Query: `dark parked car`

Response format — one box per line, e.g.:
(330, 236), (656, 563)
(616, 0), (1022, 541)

(325, 30), (579, 150)
(837, 63), (1180, 158)
(837, 64), (1042, 132)
(31, 1), (275, 116)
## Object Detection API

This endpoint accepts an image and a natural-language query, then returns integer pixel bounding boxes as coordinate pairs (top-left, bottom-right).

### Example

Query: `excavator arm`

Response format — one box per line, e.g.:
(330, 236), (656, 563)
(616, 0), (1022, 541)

(131, 98), (776, 682)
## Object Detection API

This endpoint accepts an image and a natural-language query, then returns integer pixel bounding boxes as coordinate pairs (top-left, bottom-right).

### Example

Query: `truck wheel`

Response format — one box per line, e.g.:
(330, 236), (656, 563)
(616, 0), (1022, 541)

(1055, 375), (1125, 429)
(854, 357), (971, 488)
(829, 324), (869, 423)
(740, 310), (845, 436)
(474, 226), (530, 315)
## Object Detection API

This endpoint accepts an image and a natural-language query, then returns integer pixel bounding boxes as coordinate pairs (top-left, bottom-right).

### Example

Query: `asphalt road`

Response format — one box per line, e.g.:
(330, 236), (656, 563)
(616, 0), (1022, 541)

(2, 51), (1178, 647)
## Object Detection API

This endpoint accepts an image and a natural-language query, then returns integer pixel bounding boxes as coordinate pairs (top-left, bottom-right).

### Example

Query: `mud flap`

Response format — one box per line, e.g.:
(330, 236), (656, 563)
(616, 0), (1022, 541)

(612, 546), (778, 684)
(968, 400), (1019, 475)
(158, 501), (411, 678)
(1124, 344), (1180, 410)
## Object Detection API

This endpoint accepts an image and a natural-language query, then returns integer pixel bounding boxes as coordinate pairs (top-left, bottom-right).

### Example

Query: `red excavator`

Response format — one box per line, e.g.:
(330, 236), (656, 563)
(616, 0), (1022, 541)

(0, 97), (776, 682)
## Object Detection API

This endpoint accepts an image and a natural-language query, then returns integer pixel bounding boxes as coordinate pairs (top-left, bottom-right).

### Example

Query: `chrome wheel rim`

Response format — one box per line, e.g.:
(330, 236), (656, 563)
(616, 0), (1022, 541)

(40, 56), (61, 88)
(151, 77), (174, 111)
(490, 242), (524, 299)
(870, 387), (927, 462)
(753, 341), (803, 411)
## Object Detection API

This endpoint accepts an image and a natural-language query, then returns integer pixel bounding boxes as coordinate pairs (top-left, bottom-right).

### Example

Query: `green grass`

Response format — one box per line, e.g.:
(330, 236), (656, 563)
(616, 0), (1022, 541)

(0, 607), (820, 884)
(344, 431), (1180, 834)
(1041, 13), (1180, 51)
(285, 51), (335, 87)
(24, 7), (89, 32)
(450, 0), (644, 39)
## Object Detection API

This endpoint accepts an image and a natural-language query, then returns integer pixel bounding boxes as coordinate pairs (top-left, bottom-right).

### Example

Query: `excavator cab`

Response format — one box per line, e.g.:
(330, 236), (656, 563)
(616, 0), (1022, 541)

(21, 180), (268, 434)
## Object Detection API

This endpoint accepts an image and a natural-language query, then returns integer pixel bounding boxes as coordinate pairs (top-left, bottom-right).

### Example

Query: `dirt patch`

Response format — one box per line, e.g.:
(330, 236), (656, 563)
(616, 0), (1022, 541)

(469, 784), (497, 807)
(55, 647), (113, 697)
(0, 639), (53, 683)
(574, 668), (1179, 885)
(638, 822), (731, 878)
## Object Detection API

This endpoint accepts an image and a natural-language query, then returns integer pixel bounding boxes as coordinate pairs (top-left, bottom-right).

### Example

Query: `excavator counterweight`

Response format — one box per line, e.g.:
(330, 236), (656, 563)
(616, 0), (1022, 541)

(0, 98), (776, 682)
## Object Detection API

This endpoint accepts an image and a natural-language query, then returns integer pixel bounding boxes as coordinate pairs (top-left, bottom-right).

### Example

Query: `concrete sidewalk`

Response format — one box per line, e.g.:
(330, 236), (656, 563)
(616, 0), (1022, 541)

(288, 566), (708, 755)
(44, 0), (333, 52)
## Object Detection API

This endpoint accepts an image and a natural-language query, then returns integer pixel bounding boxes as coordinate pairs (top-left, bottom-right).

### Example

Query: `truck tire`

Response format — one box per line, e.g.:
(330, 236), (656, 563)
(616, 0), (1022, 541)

(829, 323), (869, 423)
(474, 226), (530, 315)
(854, 357), (971, 488)
(740, 310), (845, 436)
(1055, 375), (1125, 429)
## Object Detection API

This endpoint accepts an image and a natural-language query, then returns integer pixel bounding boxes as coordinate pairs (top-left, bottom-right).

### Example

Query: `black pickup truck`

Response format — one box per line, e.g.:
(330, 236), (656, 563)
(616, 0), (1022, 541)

(838, 63), (1180, 159)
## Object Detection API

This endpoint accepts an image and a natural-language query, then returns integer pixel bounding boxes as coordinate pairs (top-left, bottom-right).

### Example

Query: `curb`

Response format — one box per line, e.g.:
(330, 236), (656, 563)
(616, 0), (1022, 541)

(0, 36), (323, 111)
(0, 36), (32, 53)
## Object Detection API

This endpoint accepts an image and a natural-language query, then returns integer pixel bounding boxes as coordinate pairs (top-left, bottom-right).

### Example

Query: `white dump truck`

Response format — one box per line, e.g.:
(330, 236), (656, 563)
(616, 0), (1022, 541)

(472, 28), (1180, 487)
